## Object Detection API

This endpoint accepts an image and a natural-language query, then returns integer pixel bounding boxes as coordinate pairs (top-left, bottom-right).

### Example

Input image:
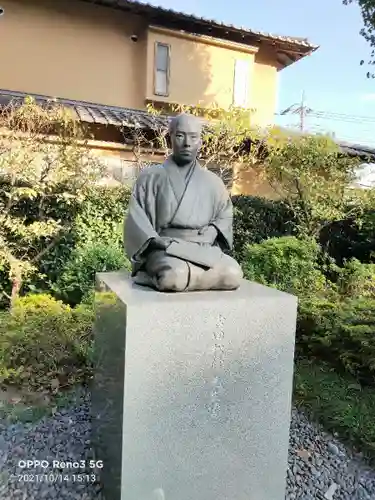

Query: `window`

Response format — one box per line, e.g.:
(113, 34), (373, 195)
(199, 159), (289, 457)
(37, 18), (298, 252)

(154, 42), (170, 97)
(233, 59), (250, 108)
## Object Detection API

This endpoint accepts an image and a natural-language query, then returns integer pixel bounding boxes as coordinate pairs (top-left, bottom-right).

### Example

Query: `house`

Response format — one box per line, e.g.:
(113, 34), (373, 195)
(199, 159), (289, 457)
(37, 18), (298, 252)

(0, 0), (318, 194)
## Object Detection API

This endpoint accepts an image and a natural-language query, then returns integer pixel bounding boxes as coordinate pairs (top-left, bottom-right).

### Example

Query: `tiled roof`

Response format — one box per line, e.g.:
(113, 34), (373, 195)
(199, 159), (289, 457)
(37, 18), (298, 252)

(1, 89), (373, 161)
(0, 90), (169, 129)
(337, 140), (375, 159)
(80, 0), (318, 53)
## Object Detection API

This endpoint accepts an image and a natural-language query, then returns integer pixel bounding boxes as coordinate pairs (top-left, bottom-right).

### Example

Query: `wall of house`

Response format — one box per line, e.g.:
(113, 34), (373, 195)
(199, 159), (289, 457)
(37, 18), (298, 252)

(146, 28), (279, 126)
(252, 47), (279, 127)
(95, 145), (278, 197)
(0, 0), (148, 109)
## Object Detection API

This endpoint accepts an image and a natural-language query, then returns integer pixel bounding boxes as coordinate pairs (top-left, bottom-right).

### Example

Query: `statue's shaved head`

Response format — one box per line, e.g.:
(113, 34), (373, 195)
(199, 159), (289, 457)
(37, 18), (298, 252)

(168, 113), (202, 166)
(168, 113), (202, 137)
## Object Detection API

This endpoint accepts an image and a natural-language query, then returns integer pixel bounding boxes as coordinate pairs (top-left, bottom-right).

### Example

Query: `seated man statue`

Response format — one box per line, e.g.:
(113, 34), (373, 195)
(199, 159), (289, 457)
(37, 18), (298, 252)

(124, 112), (243, 292)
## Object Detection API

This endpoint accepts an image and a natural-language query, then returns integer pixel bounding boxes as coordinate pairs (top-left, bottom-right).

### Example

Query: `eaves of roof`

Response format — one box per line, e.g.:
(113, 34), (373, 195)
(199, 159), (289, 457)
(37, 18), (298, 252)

(80, 0), (319, 59)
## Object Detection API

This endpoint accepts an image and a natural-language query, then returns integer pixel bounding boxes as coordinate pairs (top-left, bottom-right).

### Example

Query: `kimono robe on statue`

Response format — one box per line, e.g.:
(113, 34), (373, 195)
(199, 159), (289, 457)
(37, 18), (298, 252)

(124, 156), (243, 291)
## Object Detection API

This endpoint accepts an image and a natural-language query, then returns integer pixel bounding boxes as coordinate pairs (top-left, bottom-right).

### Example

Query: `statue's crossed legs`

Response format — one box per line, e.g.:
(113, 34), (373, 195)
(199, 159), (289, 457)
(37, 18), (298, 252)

(135, 250), (243, 292)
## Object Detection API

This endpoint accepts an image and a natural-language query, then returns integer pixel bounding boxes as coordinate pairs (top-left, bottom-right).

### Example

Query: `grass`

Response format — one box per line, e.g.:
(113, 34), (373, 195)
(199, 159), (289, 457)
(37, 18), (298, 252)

(294, 357), (375, 463)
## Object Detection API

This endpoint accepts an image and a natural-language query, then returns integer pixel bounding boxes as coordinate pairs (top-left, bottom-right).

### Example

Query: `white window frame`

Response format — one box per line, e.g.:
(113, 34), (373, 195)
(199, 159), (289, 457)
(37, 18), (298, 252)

(154, 42), (171, 97)
(233, 59), (250, 108)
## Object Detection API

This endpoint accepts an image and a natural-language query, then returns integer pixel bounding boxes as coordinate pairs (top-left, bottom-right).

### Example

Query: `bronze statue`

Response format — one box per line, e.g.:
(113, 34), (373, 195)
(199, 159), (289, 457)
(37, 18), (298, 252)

(124, 113), (243, 292)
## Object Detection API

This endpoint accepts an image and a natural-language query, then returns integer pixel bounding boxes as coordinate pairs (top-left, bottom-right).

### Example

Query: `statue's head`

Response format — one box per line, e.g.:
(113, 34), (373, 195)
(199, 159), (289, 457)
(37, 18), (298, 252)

(169, 113), (202, 166)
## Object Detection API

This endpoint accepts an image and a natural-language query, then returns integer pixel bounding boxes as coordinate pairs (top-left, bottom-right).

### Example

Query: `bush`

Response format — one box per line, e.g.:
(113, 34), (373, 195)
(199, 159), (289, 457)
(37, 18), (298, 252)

(0, 294), (94, 392)
(297, 297), (375, 384)
(319, 210), (375, 266)
(39, 185), (131, 287)
(53, 242), (130, 306)
(0, 185), (131, 302)
(72, 185), (131, 248)
(264, 134), (359, 237)
(232, 195), (297, 261)
(336, 259), (375, 298)
(242, 236), (328, 296)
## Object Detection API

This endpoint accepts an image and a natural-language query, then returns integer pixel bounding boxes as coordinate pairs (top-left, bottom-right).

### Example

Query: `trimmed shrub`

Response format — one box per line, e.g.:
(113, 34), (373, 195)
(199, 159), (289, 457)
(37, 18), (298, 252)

(242, 236), (328, 297)
(231, 195), (297, 261)
(297, 297), (375, 385)
(319, 210), (375, 266)
(72, 185), (131, 247)
(39, 186), (131, 285)
(336, 259), (375, 298)
(0, 294), (94, 391)
(53, 242), (130, 306)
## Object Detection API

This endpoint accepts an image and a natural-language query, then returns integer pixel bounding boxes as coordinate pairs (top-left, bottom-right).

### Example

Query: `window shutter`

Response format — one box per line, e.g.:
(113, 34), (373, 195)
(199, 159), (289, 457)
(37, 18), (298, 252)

(233, 59), (250, 108)
(154, 43), (170, 96)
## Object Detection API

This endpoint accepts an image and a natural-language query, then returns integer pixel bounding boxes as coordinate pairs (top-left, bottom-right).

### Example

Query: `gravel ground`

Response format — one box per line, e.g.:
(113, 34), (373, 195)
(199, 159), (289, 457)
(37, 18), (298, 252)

(0, 390), (102, 500)
(0, 391), (374, 499)
(287, 408), (375, 500)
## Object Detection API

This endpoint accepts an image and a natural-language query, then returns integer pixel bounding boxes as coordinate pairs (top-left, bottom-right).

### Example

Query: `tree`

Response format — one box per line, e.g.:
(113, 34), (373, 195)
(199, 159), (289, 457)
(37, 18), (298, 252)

(263, 133), (371, 237)
(0, 97), (104, 306)
(343, 0), (375, 76)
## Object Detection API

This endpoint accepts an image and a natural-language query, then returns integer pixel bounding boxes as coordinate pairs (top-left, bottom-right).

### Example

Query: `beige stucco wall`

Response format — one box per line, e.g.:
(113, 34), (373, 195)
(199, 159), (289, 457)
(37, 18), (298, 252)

(0, 0), (148, 109)
(0, 0), (280, 126)
(252, 48), (279, 127)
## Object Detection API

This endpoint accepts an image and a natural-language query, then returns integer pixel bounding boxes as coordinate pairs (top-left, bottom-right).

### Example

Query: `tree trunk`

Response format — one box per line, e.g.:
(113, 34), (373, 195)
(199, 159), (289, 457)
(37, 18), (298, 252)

(10, 276), (22, 307)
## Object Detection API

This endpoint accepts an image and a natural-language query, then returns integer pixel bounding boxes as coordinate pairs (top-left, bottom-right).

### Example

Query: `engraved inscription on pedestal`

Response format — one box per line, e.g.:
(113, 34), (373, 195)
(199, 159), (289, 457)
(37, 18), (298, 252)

(208, 314), (226, 420)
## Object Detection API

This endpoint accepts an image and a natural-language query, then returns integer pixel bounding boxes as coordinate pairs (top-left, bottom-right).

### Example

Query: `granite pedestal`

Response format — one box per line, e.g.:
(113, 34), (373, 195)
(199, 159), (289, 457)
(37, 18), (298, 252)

(92, 272), (298, 500)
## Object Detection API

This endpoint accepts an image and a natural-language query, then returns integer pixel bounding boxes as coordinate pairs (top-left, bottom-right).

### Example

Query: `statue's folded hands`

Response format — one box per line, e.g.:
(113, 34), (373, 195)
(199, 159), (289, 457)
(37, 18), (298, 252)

(147, 237), (170, 252)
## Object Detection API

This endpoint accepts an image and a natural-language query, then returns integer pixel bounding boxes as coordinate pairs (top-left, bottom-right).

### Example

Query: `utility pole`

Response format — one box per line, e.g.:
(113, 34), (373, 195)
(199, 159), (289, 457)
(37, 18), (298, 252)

(279, 91), (309, 132)
(299, 91), (305, 132)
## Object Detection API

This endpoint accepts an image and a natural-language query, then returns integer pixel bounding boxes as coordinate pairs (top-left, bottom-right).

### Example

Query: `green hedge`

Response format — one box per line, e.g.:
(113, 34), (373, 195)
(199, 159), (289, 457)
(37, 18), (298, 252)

(53, 242), (130, 306)
(39, 186), (131, 285)
(242, 236), (328, 297)
(243, 237), (375, 386)
(297, 297), (375, 385)
(231, 195), (297, 261)
(0, 294), (94, 391)
(319, 210), (375, 265)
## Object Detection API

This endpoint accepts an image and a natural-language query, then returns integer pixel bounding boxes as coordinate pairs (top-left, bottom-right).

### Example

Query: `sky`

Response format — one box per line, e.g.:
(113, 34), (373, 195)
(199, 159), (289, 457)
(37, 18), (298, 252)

(141, 0), (375, 146)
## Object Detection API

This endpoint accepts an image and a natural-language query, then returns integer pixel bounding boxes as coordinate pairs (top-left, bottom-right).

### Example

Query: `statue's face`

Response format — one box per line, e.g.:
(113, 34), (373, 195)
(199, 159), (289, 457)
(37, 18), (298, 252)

(170, 115), (202, 166)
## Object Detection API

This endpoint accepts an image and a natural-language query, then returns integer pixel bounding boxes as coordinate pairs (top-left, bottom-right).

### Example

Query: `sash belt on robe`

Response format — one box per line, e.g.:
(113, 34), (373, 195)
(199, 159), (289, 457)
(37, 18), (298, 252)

(160, 227), (224, 268)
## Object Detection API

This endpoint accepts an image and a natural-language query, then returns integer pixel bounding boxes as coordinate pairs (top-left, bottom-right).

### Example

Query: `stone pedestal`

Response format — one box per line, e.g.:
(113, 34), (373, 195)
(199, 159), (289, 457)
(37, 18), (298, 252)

(92, 272), (297, 500)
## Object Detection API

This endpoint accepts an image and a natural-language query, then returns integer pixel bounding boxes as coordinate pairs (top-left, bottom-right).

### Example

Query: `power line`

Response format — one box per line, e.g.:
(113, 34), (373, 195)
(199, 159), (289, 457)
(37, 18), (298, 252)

(278, 99), (375, 145)
(279, 103), (375, 124)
